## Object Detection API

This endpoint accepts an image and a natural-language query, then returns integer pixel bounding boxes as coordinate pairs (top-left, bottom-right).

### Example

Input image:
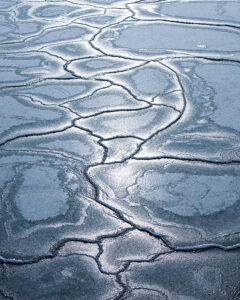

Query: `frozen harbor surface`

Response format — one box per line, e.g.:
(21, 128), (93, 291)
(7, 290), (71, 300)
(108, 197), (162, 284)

(0, 0), (240, 299)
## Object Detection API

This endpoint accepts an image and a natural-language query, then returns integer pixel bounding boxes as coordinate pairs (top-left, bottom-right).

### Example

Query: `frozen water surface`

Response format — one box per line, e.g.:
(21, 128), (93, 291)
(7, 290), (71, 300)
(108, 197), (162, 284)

(132, 1), (240, 25)
(15, 166), (69, 221)
(0, 0), (240, 299)
(90, 160), (240, 246)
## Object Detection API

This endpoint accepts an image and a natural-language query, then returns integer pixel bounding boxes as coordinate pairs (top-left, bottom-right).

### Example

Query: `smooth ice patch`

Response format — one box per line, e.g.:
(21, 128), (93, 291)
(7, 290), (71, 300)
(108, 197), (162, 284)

(15, 166), (68, 221)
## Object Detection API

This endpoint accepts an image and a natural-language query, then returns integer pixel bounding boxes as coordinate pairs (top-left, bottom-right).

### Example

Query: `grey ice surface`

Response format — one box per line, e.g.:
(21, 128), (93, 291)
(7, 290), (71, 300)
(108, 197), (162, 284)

(0, 0), (240, 299)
